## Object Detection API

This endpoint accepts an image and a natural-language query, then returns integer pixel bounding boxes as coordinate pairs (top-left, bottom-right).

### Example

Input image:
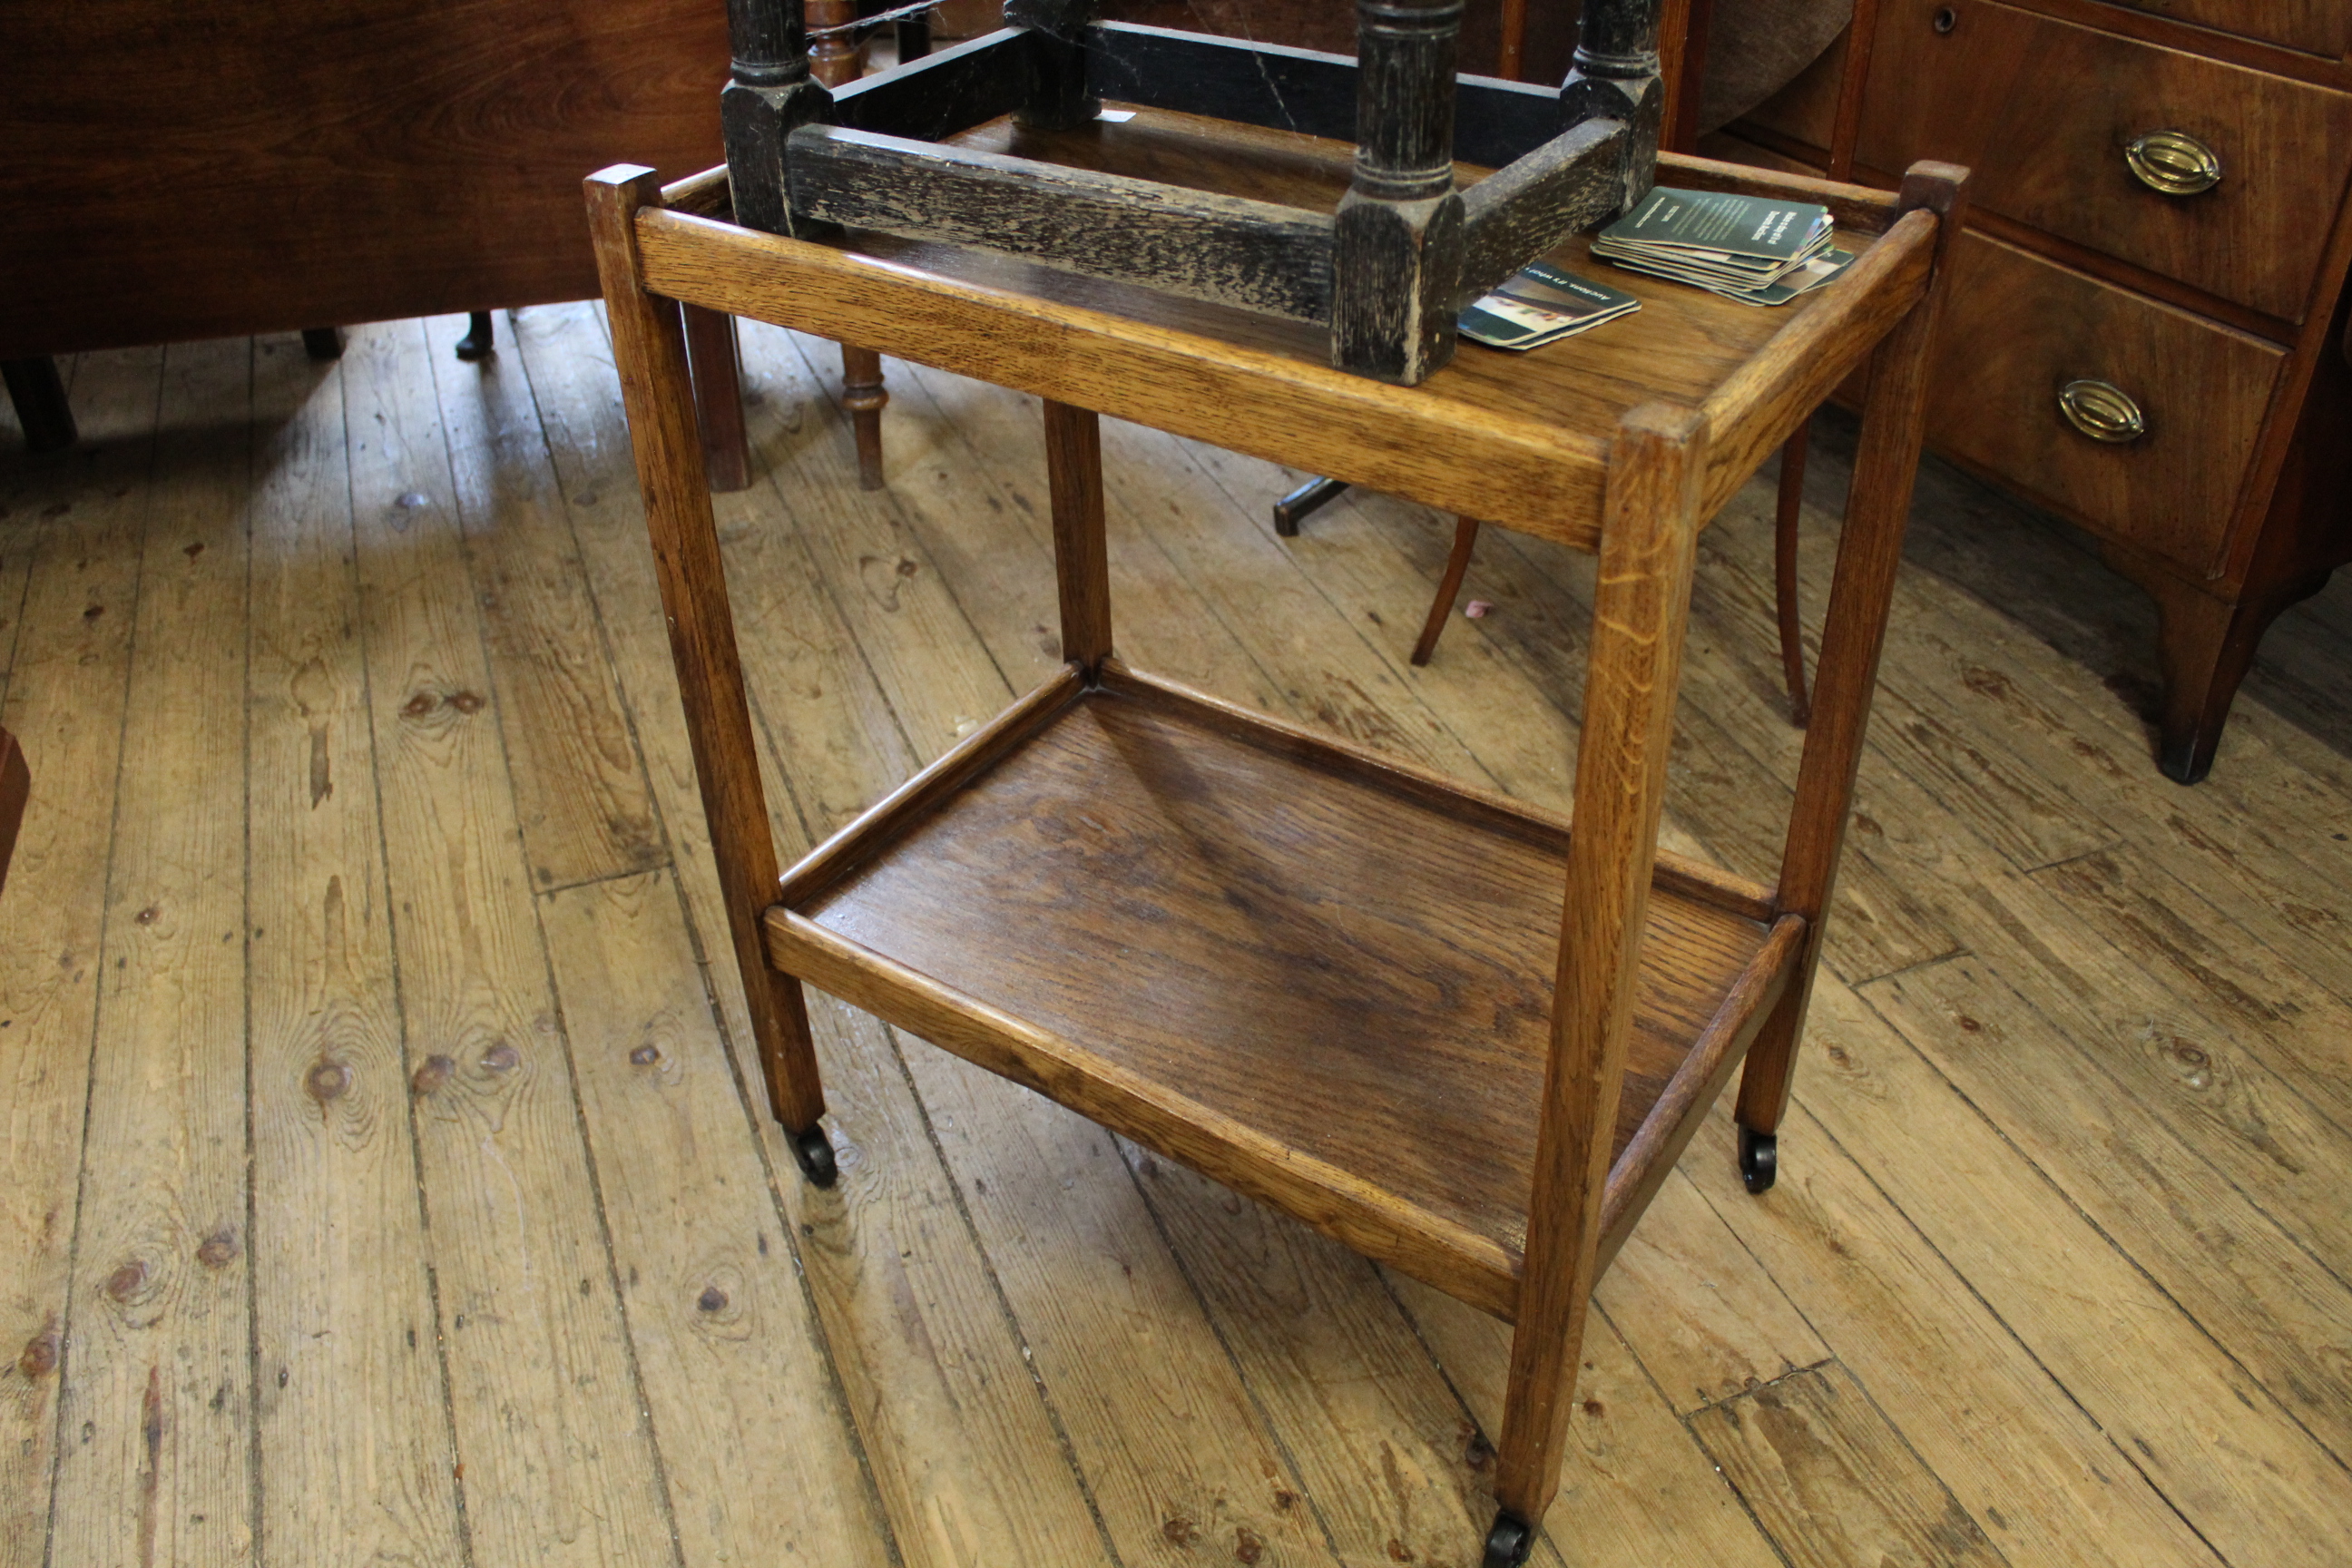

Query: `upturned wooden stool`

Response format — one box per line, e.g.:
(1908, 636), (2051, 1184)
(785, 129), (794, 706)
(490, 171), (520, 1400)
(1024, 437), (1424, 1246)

(587, 9), (1964, 1556)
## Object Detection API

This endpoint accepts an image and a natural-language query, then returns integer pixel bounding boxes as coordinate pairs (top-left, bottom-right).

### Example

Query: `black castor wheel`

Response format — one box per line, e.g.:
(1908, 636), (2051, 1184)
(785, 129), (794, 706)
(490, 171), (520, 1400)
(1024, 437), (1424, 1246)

(300, 327), (345, 361)
(1483, 1510), (1534, 1568)
(789, 1124), (838, 1188)
(1739, 1126), (1778, 1193)
(456, 311), (495, 362)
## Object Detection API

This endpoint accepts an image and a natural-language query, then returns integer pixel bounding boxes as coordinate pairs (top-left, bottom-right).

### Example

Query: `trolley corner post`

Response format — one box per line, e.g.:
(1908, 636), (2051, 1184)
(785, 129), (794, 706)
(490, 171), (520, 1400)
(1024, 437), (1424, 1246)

(583, 163), (839, 1186)
(1490, 402), (1707, 1563)
(1733, 162), (1971, 1191)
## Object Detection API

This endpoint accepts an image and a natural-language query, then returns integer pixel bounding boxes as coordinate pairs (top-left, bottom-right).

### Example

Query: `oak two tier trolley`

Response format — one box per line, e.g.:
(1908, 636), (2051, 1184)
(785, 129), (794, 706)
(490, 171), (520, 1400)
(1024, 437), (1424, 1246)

(585, 2), (1965, 1557)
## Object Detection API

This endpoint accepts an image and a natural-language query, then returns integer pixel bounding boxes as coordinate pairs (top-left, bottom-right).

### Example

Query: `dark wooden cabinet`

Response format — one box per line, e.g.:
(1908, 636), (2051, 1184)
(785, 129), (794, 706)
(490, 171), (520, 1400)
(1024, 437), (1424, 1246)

(1855, 4), (2352, 321)
(0, 0), (729, 358)
(1721, 0), (2352, 781)
(1924, 230), (2286, 570)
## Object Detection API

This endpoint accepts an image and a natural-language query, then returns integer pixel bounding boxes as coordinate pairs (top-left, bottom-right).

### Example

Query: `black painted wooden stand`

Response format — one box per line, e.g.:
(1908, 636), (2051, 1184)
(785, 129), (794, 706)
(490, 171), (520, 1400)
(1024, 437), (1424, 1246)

(719, 0), (1663, 384)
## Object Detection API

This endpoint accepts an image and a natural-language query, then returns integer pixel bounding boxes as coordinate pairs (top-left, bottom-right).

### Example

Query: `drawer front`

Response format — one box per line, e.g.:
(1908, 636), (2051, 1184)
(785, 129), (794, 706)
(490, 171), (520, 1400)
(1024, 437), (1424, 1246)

(2083, 0), (2350, 61)
(1926, 231), (2285, 572)
(1860, 0), (2352, 321)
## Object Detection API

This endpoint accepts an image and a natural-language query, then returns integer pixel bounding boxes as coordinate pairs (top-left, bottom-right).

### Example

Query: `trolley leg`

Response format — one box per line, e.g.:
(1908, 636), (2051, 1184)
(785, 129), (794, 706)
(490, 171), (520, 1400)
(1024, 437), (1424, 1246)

(587, 165), (835, 1184)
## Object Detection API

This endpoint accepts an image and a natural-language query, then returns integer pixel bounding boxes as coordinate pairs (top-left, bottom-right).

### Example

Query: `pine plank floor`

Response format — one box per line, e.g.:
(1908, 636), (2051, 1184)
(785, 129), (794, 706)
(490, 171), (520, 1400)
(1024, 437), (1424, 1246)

(3, 310), (2347, 1568)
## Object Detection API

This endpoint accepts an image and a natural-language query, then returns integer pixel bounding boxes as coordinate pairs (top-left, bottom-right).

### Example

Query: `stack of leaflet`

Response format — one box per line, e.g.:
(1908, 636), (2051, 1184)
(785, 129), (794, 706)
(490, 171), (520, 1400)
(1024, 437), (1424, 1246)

(1592, 187), (1855, 306)
(1457, 261), (1642, 351)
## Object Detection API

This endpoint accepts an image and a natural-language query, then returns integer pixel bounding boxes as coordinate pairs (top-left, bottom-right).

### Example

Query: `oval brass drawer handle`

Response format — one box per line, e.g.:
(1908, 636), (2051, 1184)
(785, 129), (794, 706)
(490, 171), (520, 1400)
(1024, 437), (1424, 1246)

(2126, 130), (2223, 196)
(2058, 378), (2148, 443)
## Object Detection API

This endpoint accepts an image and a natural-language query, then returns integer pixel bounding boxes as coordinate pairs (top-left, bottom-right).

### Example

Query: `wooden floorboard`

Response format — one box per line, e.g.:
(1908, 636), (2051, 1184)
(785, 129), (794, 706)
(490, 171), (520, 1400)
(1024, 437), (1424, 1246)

(0, 346), (162, 1568)
(47, 338), (254, 1567)
(244, 334), (462, 1564)
(4, 309), (2347, 1568)
(343, 318), (677, 1567)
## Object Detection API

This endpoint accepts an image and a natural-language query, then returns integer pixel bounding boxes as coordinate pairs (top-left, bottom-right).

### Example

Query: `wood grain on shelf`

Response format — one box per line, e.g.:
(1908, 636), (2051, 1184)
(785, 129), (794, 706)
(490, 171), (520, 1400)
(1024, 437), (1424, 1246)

(759, 314), (1787, 1568)
(775, 685), (1772, 1313)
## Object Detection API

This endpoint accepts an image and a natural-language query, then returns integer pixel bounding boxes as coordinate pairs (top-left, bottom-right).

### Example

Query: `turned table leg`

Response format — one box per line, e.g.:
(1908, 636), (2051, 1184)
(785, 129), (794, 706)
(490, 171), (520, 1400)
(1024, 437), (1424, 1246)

(807, 0), (889, 492)
(841, 344), (888, 490)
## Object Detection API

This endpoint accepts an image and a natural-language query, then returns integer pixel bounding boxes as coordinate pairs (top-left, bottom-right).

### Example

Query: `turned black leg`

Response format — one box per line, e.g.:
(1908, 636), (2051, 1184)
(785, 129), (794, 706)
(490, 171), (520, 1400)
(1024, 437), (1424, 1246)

(1739, 1124), (1777, 1193)
(1273, 475), (1350, 536)
(455, 311), (496, 361)
(722, 0), (834, 236)
(3, 358), (76, 453)
(1558, 0), (1665, 211)
(1332, 0), (1467, 384)
(789, 1123), (839, 1186)
(1484, 1510), (1534, 1568)
(301, 327), (346, 361)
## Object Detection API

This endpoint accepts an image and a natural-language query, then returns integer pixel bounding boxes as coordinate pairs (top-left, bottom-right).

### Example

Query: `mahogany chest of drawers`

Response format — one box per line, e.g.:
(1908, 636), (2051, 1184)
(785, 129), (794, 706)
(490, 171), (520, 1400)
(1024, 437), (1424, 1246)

(1725, 0), (2352, 781)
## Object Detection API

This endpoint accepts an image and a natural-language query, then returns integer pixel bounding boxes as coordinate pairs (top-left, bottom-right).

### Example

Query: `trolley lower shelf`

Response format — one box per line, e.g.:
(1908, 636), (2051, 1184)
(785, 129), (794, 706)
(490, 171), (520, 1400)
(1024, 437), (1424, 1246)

(765, 661), (1804, 1319)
